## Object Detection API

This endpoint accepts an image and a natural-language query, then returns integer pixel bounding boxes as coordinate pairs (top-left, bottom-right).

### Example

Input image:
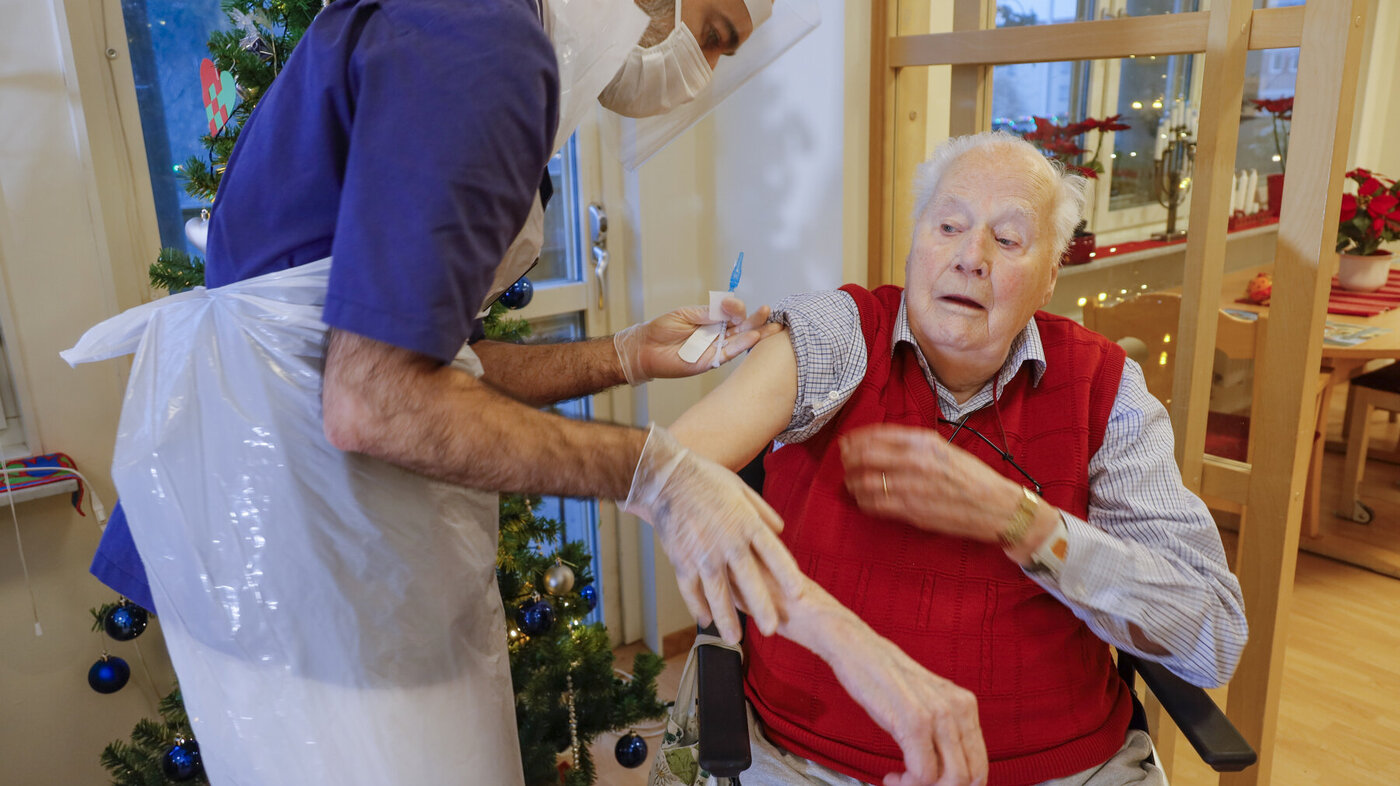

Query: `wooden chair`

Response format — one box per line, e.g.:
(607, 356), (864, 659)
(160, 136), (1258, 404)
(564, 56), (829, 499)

(1082, 293), (1327, 531)
(1338, 361), (1400, 523)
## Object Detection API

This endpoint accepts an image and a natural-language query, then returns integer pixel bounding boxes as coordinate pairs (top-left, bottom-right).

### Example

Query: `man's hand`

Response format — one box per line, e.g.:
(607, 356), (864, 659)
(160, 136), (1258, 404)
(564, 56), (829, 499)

(614, 297), (781, 385)
(829, 635), (988, 786)
(621, 424), (804, 644)
(839, 424), (1058, 562)
(778, 586), (988, 786)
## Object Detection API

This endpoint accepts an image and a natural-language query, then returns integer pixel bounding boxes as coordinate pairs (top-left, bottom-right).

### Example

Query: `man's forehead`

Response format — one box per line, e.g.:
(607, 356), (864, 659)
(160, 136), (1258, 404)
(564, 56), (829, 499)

(934, 153), (1053, 215)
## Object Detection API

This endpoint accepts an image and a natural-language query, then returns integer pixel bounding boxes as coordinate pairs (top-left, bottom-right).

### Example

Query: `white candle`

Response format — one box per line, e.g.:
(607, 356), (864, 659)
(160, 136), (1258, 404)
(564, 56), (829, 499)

(1229, 172), (1239, 213)
(1246, 169), (1259, 214)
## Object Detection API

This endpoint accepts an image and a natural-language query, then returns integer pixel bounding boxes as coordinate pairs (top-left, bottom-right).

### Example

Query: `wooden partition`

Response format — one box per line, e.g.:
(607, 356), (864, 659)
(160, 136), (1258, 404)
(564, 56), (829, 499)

(869, 2), (1367, 783)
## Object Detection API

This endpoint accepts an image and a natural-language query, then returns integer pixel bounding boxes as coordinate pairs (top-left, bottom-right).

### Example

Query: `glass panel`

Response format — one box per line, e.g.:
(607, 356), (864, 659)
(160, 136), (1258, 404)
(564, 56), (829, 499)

(533, 137), (584, 285)
(1108, 52), (1195, 211)
(119, 0), (229, 257)
(524, 312), (602, 624)
(994, 0), (1095, 27)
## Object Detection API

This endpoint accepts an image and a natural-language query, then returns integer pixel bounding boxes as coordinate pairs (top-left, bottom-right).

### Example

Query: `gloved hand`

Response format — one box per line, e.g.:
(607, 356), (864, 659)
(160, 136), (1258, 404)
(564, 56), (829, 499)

(613, 296), (780, 386)
(621, 424), (804, 644)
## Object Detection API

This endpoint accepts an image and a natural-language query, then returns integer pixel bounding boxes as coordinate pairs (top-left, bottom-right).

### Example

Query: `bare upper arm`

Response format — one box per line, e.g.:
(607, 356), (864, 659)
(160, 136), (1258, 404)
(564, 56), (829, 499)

(671, 328), (798, 471)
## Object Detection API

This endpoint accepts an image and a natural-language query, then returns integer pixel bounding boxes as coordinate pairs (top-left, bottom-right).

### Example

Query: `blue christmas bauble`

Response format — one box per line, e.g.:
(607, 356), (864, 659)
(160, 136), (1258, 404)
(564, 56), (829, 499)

(515, 598), (555, 635)
(614, 731), (648, 768)
(161, 739), (203, 781)
(88, 656), (130, 694)
(579, 584), (598, 612)
(499, 277), (534, 310)
(103, 601), (149, 642)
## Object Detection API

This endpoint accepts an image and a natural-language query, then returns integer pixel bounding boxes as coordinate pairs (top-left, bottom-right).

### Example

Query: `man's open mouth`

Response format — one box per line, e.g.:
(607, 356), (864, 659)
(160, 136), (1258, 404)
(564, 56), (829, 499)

(940, 294), (985, 309)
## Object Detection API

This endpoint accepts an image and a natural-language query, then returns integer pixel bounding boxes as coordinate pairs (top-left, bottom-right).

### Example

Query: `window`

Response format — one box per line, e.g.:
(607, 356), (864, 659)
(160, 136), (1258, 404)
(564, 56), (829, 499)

(989, 0), (1299, 243)
(119, 0), (230, 259)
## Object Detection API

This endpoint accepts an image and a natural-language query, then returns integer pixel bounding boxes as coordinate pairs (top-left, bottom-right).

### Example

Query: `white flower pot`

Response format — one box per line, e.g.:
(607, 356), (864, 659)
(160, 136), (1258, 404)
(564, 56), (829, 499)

(1337, 251), (1394, 292)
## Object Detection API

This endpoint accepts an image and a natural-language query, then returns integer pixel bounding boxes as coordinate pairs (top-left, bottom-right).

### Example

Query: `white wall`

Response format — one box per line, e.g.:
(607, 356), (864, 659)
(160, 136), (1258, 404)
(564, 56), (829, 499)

(625, 0), (866, 653)
(0, 1), (175, 783)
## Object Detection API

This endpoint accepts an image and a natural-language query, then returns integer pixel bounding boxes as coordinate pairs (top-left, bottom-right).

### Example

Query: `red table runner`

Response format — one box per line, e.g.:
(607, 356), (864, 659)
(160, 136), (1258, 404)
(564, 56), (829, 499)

(1236, 268), (1400, 317)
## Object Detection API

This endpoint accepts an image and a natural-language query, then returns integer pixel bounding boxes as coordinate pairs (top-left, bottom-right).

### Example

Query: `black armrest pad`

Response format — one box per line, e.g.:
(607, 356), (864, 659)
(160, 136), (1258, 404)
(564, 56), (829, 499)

(1125, 654), (1257, 772)
(696, 625), (751, 777)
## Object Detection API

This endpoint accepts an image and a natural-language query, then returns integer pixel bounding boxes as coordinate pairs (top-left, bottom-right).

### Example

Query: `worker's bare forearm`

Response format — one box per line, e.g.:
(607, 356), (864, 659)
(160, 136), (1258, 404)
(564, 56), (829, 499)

(472, 338), (627, 407)
(323, 329), (642, 498)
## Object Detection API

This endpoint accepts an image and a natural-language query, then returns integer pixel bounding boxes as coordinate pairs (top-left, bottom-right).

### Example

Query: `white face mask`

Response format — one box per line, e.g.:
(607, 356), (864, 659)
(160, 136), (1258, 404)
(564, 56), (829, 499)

(598, 0), (714, 118)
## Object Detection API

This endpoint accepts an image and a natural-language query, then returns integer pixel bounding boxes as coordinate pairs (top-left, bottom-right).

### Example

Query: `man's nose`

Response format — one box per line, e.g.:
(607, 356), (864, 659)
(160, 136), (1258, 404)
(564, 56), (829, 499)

(953, 232), (990, 278)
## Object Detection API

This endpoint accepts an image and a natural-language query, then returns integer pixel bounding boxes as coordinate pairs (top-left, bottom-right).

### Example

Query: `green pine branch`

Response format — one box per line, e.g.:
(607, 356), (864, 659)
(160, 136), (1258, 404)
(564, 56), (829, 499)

(149, 248), (206, 293)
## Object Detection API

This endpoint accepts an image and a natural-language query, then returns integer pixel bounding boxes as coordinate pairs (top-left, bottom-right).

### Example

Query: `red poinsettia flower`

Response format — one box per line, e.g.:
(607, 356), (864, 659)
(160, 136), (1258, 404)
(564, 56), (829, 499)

(1368, 193), (1399, 218)
(1025, 116), (1060, 141)
(1096, 114), (1132, 132)
(1063, 119), (1098, 137)
(1250, 97), (1294, 117)
(1348, 167), (1373, 181)
(1067, 164), (1098, 180)
(1360, 177), (1386, 197)
(1340, 193), (1358, 223)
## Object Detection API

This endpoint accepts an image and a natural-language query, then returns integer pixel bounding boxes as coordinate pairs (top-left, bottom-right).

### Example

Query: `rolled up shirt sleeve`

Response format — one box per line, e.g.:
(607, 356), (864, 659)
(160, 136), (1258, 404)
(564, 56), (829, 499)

(769, 290), (867, 444)
(1025, 359), (1248, 687)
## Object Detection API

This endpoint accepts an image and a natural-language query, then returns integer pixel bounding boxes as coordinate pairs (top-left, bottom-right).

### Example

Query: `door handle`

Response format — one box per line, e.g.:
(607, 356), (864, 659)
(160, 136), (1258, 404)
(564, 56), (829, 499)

(592, 245), (609, 311)
(589, 203), (608, 310)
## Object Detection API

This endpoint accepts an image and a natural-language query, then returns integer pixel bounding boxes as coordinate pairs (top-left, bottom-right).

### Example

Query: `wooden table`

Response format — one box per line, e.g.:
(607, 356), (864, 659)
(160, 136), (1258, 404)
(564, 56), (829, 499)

(1217, 265), (1400, 577)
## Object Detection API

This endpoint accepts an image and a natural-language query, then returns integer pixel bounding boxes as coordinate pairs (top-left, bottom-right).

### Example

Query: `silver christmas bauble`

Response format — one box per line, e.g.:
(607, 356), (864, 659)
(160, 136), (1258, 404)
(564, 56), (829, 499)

(543, 563), (575, 595)
(184, 209), (210, 253)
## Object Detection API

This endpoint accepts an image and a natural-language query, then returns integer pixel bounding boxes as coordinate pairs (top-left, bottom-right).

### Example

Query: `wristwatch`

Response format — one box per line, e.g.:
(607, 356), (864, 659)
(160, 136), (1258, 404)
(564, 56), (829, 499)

(998, 486), (1040, 548)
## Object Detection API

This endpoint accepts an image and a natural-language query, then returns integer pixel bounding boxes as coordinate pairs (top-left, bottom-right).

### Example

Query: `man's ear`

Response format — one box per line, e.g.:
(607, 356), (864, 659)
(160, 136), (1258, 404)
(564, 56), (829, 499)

(1041, 255), (1060, 307)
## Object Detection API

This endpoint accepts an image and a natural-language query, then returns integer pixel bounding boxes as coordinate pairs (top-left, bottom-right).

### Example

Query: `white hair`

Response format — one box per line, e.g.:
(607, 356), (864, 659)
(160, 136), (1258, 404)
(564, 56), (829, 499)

(910, 131), (1090, 264)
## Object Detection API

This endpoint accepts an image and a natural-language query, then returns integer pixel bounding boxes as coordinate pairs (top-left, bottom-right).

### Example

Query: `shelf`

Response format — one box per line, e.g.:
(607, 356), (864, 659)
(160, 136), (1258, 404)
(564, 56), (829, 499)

(0, 478), (78, 507)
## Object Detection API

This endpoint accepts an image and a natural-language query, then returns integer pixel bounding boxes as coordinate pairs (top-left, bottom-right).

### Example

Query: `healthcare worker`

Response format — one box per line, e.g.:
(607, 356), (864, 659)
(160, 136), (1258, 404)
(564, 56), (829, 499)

(66, 0), (795, 783)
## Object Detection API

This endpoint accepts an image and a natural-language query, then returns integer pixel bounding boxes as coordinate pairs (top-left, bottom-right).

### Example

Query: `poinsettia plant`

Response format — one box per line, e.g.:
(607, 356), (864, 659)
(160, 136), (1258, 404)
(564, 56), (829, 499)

(1250, 96), (1292, 174)
(1021, 115), (1131, 179)
(1337, 168), (1400, 257)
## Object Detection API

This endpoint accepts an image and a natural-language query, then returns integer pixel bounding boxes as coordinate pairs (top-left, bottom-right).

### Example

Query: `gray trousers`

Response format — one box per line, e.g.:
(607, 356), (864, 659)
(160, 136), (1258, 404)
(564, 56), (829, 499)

(742, 708), (1167, 786)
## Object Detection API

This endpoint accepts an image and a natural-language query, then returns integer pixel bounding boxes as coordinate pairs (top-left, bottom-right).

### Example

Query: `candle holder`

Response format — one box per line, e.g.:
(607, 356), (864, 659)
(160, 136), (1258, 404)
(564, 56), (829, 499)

(1152, 125), (1196, 242)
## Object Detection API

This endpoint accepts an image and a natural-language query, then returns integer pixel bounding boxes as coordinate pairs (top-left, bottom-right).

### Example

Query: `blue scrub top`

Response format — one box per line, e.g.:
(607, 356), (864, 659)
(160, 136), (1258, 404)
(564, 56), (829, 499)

(92, 0), (560, 610)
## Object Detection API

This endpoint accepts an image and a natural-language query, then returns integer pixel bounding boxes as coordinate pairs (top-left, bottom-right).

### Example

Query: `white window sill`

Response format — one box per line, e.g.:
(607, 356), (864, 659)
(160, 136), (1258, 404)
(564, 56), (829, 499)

(0, 478), (78, 506)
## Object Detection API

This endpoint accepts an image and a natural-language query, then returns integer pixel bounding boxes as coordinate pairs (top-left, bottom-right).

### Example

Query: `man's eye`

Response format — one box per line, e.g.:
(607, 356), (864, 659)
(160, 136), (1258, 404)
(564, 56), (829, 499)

(996, 237), (1018, 247)
(940, 223), (958, 234)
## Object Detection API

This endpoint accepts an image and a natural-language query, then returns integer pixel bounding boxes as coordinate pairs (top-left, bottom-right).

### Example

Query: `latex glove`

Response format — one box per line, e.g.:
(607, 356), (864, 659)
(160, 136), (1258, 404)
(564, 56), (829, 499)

(621, 424), (805, 644)
(826, 631), (988, 786)
(613, 296), (781, 386)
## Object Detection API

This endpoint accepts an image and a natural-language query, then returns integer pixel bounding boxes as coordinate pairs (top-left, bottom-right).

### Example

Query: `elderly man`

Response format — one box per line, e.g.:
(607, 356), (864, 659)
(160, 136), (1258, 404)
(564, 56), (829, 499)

(670, 131), (1247, 786)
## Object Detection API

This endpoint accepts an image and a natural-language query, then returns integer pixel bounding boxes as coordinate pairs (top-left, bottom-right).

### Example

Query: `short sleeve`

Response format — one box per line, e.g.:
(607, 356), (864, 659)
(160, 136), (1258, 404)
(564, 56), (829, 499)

(770, 290), (867, 443)
(322, 3), (559, 362)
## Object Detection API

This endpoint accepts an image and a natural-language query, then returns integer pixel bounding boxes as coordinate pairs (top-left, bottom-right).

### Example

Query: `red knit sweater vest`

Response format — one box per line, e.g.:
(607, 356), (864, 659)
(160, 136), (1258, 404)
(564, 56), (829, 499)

(744, 285), (1133, 786)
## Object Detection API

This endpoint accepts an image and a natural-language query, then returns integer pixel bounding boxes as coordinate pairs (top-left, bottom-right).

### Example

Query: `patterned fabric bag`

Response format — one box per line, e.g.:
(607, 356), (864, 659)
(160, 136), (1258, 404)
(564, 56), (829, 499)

(648, 634), (743, 786)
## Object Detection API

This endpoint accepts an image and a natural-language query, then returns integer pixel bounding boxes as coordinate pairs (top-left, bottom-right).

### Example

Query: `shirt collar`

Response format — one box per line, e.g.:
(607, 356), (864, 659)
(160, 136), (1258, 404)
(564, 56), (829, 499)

(892, 294), (1048, 398)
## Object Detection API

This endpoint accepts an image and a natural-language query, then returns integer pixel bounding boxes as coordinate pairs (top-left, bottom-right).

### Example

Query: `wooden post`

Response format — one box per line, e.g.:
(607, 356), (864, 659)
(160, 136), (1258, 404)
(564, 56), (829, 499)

(868, 0), (895, 288)
(1171, 0), (1256, 490)
(1221, 3), (1367, 784)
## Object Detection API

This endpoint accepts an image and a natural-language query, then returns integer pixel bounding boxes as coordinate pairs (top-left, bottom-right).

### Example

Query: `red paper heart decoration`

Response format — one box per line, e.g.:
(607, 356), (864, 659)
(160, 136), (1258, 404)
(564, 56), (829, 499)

(200, 58), (237, 136)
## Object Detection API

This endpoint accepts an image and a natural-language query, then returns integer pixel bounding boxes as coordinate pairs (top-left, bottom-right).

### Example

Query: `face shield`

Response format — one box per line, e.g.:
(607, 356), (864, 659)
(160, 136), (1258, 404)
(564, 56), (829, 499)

(542, 0), (652, 152)
(615, 0), (821, 169)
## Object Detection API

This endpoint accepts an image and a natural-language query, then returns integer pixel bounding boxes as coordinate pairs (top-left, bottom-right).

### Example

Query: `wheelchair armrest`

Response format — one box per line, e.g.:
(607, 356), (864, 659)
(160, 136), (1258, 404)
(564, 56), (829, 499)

(695, 623), (752, 777)
(1118, 652), (1257, 772)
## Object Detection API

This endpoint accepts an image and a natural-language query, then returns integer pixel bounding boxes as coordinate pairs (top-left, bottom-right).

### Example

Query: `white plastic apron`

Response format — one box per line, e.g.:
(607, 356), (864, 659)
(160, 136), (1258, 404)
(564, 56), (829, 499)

(63, 259), (522, 786)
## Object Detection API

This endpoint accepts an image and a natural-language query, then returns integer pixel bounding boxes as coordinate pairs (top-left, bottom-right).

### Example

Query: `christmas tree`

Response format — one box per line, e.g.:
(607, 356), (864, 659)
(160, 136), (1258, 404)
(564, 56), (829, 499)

(110, 3), (666, 784)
